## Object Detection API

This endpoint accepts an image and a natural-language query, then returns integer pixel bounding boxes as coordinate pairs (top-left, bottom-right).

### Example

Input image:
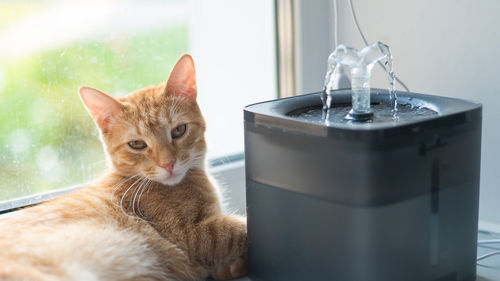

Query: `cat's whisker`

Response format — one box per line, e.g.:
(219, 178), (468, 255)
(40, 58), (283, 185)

(189, 155), (205, 163)
(131, 178), (142, 216)
(145, 178), (155, 198)
(137, 179), (149, 217)
(110, 174), (140, 206)
(130, 179), (140, 217)
(137, 179), (150, 217)
(112, 174), (139, 195)
(181, 155), (205, 170)
(111, 174), (139, 192)
(188, 157), (204, 165)
(120, 176), (144, 217)
(132, 177), (147, 218)
(135, 179), (156, 225)
(188, 152), (206, 161)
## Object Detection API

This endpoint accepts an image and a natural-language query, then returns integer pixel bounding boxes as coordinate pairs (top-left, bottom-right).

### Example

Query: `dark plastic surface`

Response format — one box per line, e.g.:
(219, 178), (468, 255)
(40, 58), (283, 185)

(244, 89), (482, 281)
(227, 233), (500, 281)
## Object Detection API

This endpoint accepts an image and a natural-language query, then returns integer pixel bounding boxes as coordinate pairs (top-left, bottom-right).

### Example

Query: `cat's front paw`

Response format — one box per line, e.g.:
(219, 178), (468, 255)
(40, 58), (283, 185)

(211, 253), (248, 280)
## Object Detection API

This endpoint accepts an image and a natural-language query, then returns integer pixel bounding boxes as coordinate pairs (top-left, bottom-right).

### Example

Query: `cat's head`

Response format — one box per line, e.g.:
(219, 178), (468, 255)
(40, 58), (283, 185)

(79, 54), (206, 186)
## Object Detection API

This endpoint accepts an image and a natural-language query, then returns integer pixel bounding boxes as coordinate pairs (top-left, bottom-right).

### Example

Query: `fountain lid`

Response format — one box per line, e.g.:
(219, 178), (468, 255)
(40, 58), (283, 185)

(244, 89), (481, 142)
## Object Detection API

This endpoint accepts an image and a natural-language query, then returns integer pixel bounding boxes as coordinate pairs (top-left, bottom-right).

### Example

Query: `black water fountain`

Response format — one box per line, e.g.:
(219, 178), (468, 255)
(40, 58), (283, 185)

(244, 43), (482, 281)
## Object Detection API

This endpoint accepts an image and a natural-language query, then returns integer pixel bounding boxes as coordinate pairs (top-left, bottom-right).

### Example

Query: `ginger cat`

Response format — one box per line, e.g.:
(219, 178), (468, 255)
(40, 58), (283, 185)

(0, 54), (248, 281)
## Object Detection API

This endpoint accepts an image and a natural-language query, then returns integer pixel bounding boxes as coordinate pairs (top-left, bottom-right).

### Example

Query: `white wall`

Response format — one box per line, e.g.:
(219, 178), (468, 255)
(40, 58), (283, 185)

(188, 0), (277, 159)
(332, 0), (500, 228)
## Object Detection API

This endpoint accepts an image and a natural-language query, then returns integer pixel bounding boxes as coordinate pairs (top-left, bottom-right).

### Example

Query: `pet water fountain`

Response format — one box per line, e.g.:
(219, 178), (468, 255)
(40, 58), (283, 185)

(244, 42), (482, 281)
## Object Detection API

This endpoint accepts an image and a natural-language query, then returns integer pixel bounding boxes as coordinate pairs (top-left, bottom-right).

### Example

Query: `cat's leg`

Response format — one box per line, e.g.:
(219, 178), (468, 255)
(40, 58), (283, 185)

(184, 214), (247, 279)
(142, 230), (209, 281)
(210, 253), (248, 280)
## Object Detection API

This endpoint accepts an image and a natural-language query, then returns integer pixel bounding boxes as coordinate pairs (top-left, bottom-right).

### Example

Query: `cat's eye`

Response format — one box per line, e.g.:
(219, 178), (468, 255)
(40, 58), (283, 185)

(128, 140), (147, 150)
(171, 124), (187, 139)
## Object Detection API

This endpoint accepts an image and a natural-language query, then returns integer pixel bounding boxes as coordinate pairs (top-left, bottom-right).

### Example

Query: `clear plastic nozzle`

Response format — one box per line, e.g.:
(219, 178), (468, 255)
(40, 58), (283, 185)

(323, 42), (394, 121)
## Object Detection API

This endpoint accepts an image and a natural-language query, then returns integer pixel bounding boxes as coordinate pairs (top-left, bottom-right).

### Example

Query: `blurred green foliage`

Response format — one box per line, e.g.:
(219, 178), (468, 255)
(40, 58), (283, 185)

(0, 25), (188, 201)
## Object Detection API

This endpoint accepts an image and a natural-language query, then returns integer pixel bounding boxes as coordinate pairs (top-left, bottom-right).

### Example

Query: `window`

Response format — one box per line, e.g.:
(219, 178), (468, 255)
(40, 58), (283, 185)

(0, 0), (276, 203)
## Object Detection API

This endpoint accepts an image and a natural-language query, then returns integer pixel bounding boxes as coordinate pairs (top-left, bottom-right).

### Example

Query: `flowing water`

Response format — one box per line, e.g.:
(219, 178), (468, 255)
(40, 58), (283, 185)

(383, 57), (398, 117)
(322, 42), (401, 121)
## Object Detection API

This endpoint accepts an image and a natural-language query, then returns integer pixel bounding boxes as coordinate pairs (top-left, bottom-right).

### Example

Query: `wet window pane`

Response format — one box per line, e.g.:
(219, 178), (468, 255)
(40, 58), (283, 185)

(0, 0), (277, 202)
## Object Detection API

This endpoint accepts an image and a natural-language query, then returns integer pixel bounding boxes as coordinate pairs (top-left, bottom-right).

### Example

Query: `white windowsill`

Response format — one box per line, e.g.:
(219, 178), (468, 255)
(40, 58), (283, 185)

(478, 220), (500, 235)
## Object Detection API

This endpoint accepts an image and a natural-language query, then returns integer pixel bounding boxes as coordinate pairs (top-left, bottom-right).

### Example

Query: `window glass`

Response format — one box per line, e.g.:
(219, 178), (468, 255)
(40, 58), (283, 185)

(0, 0), (276, 202)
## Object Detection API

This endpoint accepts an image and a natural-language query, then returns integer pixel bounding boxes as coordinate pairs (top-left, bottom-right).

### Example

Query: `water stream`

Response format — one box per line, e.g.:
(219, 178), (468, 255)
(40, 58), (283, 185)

(322, 42), (400, 122)
(383, 56), (398, 118)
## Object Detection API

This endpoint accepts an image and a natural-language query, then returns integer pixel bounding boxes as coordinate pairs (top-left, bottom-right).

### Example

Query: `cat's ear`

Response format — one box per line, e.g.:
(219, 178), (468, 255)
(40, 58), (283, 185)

(165, 54), (197, 101)
(79, 86), (122, 132)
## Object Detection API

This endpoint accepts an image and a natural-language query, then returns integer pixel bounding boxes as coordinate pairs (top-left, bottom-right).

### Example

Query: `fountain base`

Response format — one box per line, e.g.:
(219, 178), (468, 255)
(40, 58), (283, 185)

(244, 89), (482, 281)
(346, 108), (373, 121)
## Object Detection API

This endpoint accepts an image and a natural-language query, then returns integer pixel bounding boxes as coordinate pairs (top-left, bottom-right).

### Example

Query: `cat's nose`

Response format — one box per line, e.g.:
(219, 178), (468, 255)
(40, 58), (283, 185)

(159, 160), (175, 173)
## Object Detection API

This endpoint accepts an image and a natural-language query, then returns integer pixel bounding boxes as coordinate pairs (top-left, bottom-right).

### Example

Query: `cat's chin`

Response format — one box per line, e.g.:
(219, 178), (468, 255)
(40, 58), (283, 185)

(154, 172), (185, 186)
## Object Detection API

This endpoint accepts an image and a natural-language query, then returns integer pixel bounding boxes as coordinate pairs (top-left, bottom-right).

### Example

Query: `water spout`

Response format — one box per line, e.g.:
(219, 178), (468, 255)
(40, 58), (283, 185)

(323, 42), (395, 121)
